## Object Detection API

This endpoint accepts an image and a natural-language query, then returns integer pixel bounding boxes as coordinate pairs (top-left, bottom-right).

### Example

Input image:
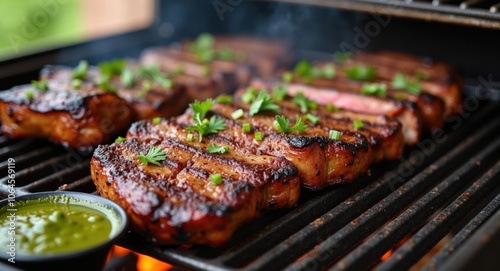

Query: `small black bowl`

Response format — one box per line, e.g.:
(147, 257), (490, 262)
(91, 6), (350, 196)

(0, 191), (127, 271)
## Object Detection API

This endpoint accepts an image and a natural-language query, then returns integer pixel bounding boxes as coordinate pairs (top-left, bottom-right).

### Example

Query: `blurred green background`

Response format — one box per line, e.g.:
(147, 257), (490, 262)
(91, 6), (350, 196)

(0, 0), (84, 59)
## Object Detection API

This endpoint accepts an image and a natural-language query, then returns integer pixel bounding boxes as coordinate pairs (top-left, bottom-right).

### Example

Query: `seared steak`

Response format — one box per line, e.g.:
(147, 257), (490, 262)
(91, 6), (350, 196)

(0, 81), (132, 149)
(91, 121), (300, 245)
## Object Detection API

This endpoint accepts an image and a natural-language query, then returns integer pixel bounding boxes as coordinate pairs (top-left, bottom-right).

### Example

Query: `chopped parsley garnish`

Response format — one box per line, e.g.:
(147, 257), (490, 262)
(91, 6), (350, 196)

(217, 47), (234, 61)
(26, 90), (34, 100)
(329, 130), (341, 140)
(293, 92), (318, 113)
(294, 60), (314, 81)
(249, 90), (280, 116)
(187, 133), (194, 142)
(242, 123), (251, 133)
(72, 79), (82, 89)
(333, 51), (352, 63)
(152, 117), (161, 124)
(306, 113), (319, 125)
(31, 79), (48, 92)
(254, 131), (263, 141)
(189, 99), (214, 119)
(326, 104), (340, 112)
(115, 136), (126, 143)
(345, 65), (377, 81)
(207, 143), (230, 154)
(274, 115), (307, 133)
(188, 33), (215, 63)
(138, 65), (173, 89)
(210, 173), (223, 185)
(137, 146), (167, 166)
(241, 86), (258, 103)
(231, 109), (244, 120)
(187, 112), (226, 142)
(271, 85), (287, 102)
(282, 72), (293, 83)
(98, 80), (117, 94)
(361, 83), (387, 97)
(72, 60), (89, 80)
(98, 59), (126, 80)
(120, 68), (135, 88)
(216, 95), (232, 104)
(322, 64), (336, 79)
(353, 120), (364, 130)
(292, 60), (336, 82)
(392, 73), (422, 95)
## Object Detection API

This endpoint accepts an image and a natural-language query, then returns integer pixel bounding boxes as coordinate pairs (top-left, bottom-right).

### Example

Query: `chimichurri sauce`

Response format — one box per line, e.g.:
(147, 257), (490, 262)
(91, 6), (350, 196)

(0, 199), (113, 255)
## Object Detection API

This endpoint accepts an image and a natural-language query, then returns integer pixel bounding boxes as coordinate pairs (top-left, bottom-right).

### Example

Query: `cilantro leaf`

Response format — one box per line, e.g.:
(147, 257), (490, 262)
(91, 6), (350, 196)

(392, 73), (422, 95)
(274, 115), (308, 133)
(72, 60), (89, 80)
(138, 65), (173, 89)
(241, 86), (258, 103)
(189, 99), (214, 120)
(207, 143), (230, 154)
(249, 90), (280, 116)
(137, 146), (167, 166)
(186, 113), (226, 142)
(98, 59), (126, 79)
(293, 92), (318, 113)
(120, 68), (135, 88)
(344, 65), (377, 81)
(271, 84), (287, 102)
(361, 83), (387, 97)
(31, 79), (48, 92)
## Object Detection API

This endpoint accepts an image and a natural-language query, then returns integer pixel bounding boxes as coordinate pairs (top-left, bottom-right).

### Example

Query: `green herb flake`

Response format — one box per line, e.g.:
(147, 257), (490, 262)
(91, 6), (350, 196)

(274, 115), (308, 133)
(210, 173), (223, 185)
(217, 47), (234, 61)
(26, 90), (34, 100)
(254, 131), (263, 141)
(282, 72), (293, 83)
(249, 90), (280, 116)
(98, 59), (126, 79)
(344, 65), (377, 81)
(152, 117), (161, 124)
(271, 84), (287, 102)
(326, 104), (340, 112)
(115, 136), (126, 143)
(306, 113), (319, 125)
(231, 109), (244, 120)
(187, 133), (194, 142)
(31, 79), (48, 92)
(72, 60), (89, 80)
(293, 92), (318, 113)
(353, 120), (364, 130)
(333, 51), (352, 63)
(189, 99), (214, 120)
(72, 79), (82, 90)
(322, 64), (336, 79)
(97, 80), (118, 94)
(329, 130), (341, 140)
(241, 86), (258, 104)
(186, 114), (226, 142)
(137, 146), (167, 166)
(242, 123), (251, 133)
(120, 68), (135, 88)
(207, 143), (230, 154)
(361, 83), (387, 98)
(216, 95), (232, 104)
(392, 73), (422, 95)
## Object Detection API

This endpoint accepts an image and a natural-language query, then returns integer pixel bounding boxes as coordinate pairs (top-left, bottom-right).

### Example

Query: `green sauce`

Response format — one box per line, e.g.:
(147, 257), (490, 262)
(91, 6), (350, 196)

(0, 196), (116, 255)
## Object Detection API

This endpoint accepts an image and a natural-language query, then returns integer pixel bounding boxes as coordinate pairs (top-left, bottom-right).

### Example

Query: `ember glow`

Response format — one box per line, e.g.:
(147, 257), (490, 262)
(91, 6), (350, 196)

(108, 246), (173, 270)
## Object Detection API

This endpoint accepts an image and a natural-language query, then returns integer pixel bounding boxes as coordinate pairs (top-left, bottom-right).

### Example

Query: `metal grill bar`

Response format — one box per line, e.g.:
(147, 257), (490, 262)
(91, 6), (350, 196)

(285, 108), (500, 271)
(423, 193), (500, 270)
(374, 161), (500, 271)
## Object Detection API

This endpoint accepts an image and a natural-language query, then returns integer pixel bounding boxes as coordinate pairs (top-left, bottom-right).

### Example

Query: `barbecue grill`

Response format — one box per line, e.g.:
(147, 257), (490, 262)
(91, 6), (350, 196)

(1, 1), (499, 270)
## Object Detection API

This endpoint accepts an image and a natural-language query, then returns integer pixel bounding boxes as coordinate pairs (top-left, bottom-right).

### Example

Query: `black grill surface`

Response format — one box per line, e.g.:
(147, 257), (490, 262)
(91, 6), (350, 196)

(1, 85), (499, 270)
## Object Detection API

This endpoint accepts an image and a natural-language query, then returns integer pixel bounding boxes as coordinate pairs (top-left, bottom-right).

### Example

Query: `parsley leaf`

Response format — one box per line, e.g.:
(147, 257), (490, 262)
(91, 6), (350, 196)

(72, 60), (89, 80)
(137, 146), (167, 166)
(186, 114), (226, 142)
(392, 73), (422, 95)
(361, 83), (387, 97)
(345, 65), (377, 81)
(98, 59), (126, 80)
(207, 143), (230, 154)
(138, 65), (173, 89)
(241, 86), (258, 103)
(120, 68), (135, 88)
(249, 90), (280, 116)
(97, 79), (117, 94)
(189, 99), (214, 120)
(293, 92), (318, 113)
(274, 115), (308, 133)
(31, 79), (48, 92)
(271, 84), (287, 101)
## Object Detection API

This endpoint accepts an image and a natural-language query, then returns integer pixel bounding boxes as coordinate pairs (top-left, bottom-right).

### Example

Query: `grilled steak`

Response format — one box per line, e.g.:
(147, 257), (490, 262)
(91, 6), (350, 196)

(351, 51), (462, 116)
(41, 64), (190, 120)
(233, 89), (404, 163)
(0, 81), (132, 149)
(170, 104), (372, 189)
(91, 121), (300, 245)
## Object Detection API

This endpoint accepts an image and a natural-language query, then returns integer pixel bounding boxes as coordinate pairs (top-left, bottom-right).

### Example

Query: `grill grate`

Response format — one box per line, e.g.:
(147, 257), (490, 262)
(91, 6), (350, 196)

(1, 87), (499, 270)
(266, 0), (500, 28)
